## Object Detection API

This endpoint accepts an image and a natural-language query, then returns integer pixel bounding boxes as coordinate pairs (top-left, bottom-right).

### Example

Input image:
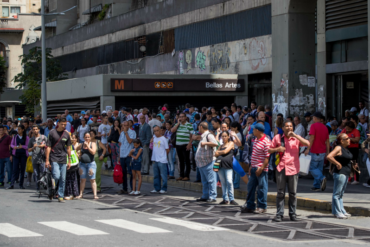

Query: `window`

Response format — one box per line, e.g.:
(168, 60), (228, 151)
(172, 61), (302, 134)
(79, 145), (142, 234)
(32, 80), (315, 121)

(10, 7), (20, 14)
(2, 7), (9, 17)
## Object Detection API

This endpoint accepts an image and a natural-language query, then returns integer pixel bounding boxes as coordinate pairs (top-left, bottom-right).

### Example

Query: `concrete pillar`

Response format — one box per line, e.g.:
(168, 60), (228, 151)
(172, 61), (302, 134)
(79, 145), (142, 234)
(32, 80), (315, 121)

(100, 96), (115, 113)
(272, 0), (316, 123)
(235, 75), (248, 106)
(316, 0), (326, 116)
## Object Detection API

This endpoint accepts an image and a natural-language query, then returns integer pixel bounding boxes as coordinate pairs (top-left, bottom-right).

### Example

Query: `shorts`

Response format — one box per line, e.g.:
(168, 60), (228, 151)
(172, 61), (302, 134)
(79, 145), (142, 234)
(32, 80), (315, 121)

(80, 162), (97, 180)
(131, 161), (142, 171)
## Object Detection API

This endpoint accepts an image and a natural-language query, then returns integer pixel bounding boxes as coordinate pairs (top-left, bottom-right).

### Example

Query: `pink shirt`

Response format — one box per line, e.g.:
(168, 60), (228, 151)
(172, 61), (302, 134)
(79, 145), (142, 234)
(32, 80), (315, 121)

(271, 134), (307, 175)
(137, 113), (149, 124)
(309, 123), (329, 154)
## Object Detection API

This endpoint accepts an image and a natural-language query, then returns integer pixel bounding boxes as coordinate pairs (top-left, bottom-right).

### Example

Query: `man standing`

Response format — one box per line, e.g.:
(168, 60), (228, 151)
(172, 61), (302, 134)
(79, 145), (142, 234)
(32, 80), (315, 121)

(250, 101), (257, 119)
(28, 125), (47, 193)
(88, 115), (101, 139)
(189, 106), (198, 124)
(23, 120), (31, 135)
(358, 114), (368, 133)
(304, 112), (329, 192)
(204, 111), (214, 131)
(137, 108), (149, 124)
(0, 126), (12, 187)
(304, 112), (313, 139)
(150, 126), (169, 194)
(65, 110), (73, 123)
(359, 101), (368, 123)
(77, 118), (89, 143)
(149, 113), (162, 134)
(44, 119), (55, 138)
(45, 118), (72, 203)
(118, 107), (127, 123)
(269, 121), (310, 221)
(158, 107), (167, 121)
(139, 115), (152, 175)
(171, 113), (193, 181)
(248, 112), (272, 139)
(71, 113), (81, 133)
(231, 104), (239, 123)
(98, 115), (110, 167)
(293, 116), (306, 138)
(61, 114), (72, 132)
(195, 122), (218, 202)
(242, 123), (271, 214)
(118, 121), (136, 194)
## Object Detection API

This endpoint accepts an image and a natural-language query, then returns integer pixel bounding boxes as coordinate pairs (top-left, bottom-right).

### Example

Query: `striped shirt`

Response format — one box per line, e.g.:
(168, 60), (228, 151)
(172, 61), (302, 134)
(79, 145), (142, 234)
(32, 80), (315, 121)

(175, 122), (193, 145)
(251, 134), (271, 171)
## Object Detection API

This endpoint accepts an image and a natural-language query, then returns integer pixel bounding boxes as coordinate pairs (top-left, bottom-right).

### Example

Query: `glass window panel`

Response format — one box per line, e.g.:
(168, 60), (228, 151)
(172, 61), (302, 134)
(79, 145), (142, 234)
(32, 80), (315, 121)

(2, 7), (9, 17)
(10, 7), (20, 14)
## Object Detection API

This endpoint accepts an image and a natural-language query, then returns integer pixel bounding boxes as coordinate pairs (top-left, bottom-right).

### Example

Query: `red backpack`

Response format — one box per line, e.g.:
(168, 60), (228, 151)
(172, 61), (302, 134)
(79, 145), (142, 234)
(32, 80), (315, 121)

(113, 165), (123, 184)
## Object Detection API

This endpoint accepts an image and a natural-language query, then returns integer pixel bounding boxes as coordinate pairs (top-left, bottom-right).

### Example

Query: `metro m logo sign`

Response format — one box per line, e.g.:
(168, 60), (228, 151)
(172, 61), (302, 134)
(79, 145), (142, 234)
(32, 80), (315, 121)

(115, 80), (124, 90)
(111, 79), (132, 92)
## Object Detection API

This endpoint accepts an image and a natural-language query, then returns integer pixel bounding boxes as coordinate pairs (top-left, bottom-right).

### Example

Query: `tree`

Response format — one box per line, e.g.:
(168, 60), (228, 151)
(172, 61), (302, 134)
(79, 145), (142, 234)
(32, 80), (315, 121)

(13, 47), (67, 115)
(0, 56), (6, 94)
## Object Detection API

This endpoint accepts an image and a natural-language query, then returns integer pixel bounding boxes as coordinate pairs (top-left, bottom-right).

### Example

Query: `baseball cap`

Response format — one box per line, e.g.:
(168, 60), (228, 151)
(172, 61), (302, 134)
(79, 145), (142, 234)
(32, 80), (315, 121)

(350, 107), (357, 112)
(312, 112), (324, 119)
(161, 107), (167, 111)
(304, 112), (312, 117)
(81, 111), (86, 114)
(253, 123), (265, 132)
(184, 109), (189, 113)
(102, 110), (107, 114)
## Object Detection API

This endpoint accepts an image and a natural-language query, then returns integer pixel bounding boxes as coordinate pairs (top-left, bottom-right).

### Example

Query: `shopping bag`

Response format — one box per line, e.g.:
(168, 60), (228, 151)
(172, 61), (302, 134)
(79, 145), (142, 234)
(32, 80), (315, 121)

(299, 154), (311, 176)
(67, 150), (80, 172)
(26, 156), (33, 173)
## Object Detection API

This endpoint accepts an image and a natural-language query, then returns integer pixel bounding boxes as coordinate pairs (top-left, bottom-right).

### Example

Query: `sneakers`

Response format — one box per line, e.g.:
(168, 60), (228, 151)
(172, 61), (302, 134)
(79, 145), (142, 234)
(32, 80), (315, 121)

(274, 215), (283, 222)
(230, 200), (239, 206)
(159, 190), (167, 194)
(335, 213), (347, 219)
(344, 213), (351, 217)
(290, 215), (298, 221)
(351, 181), (359, 185)
(363, 183), (370, 188)
(219, 200), (229, 205)
(58, 198), (65, 203)
(207, 199), (217, 203)
(117, 190), (128, 195)
(311, 187), (321, 192)
(196, 198), (208, 202)
(253, 208), (267, 214)
(150, 190), (159, 194)
(129, 191), (135, 195)
(6, 185), (14, 190)
(321, 177), (327, 191)
(134, 191), (141, 196)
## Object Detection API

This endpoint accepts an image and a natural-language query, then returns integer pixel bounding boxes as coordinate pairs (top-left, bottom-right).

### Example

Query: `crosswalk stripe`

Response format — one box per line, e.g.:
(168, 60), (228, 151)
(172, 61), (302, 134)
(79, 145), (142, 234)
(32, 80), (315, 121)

(96, 219), (171, 233)
(150, 217), (228, 231)
(0, 223), (43, 238)
(38, 221), (108, 236)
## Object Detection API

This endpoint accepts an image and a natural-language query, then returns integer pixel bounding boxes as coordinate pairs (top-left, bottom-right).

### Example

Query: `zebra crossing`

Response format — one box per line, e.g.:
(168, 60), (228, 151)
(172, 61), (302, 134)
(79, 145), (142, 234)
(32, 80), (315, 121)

(0, 218), (227, 238)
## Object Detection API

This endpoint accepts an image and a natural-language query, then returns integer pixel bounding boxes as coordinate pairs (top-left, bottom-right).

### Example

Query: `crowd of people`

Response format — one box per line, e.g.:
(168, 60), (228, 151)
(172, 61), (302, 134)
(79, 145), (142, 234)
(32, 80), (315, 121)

(0, 101), (369, 220)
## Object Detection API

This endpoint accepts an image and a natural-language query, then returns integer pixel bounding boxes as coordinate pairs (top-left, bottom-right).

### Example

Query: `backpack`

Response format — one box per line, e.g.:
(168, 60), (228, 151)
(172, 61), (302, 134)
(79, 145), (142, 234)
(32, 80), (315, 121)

(37, 170), (55, 200)
(170, 128), (177, 146)
(113, 164), (123, 184)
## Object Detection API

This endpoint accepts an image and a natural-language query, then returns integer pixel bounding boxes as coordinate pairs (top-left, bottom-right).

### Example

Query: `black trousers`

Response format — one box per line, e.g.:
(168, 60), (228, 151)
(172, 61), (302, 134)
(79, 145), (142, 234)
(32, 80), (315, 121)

(176, 144), (190, 178)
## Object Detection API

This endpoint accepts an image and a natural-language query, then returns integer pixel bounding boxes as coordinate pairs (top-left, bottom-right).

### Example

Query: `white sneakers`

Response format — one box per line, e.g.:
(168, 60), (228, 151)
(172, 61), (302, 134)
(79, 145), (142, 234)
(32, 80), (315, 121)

(159, 190), (167, 194)
(363, 183), (370, 188)
(344, 213), (351, 217)
(351, 181), (359, 185)
(129, 191), (135, 195)
(130, 191), (141, 196)
(335, 213), (347, 219)
(150, 190), (167, 194)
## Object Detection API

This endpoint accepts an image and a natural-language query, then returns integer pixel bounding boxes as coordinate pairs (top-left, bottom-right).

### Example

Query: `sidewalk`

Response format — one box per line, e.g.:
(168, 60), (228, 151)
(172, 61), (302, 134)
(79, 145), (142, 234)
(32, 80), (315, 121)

(101, 164), (370, 217)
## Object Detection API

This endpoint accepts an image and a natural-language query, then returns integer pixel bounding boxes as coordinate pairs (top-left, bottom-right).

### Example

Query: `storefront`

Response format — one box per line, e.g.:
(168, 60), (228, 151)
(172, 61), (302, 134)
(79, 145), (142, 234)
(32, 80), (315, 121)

(46, 74), (248, 117)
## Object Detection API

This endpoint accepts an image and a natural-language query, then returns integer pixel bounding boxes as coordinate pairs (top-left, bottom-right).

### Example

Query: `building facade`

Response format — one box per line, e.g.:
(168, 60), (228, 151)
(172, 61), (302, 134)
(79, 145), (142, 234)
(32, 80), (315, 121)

(21, 0), (369, 123)
(0, 0), (41, 118)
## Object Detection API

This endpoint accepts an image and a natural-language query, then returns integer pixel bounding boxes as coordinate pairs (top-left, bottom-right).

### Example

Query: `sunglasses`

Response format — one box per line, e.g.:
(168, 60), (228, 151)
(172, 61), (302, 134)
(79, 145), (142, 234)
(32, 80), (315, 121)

(342, 138), (349, 141)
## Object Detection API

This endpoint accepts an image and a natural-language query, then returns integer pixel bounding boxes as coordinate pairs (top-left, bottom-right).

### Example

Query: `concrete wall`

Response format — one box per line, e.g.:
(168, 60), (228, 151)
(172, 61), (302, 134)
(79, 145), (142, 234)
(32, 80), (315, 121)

(23, 0), (271, 56)
(56, 0), (78, 35)
(1, 0), (27, 17)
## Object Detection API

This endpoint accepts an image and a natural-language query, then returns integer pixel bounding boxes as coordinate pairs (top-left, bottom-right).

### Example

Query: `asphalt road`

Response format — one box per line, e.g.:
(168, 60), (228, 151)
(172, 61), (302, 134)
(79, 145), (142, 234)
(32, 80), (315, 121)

(1, 175), (370, 247)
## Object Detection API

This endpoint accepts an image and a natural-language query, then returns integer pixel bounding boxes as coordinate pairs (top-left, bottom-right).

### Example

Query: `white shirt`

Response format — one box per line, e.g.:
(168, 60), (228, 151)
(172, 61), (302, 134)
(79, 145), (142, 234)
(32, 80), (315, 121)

(126, 114), (134, 121)
(148, 119), (162, 133)
(151, 136), (169, 163)
(77, 125), (90, 142)
(98, 124), (111, 144)
(360, 108), (369, 117)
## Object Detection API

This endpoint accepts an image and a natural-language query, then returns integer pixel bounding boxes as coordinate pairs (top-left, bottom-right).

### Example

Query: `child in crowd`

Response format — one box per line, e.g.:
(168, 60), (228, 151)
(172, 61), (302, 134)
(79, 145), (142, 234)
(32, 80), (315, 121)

(129, 139), (143, 195)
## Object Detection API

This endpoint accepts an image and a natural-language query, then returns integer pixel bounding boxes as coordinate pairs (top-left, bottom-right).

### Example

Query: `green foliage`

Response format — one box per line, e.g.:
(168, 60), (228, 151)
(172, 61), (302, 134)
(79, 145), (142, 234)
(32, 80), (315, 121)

(13, 47), (67, 115)
(98, 4), (110, 21)
(0, 56), (6, 94)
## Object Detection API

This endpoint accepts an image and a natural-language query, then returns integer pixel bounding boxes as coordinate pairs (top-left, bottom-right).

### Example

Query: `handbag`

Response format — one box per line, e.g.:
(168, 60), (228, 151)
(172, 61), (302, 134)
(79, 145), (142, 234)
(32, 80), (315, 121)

(67, 150), (80, 172)
(26, 156), (33, 173)
(349, 160), (361, 178)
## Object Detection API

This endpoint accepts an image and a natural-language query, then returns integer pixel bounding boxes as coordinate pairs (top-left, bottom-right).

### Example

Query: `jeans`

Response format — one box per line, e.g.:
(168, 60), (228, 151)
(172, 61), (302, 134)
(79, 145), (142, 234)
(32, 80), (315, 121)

(153, 162), (168, 191)
(80, 162), (97, 180)
(218, 168), (234, 202)
(120, 157), (132, 191)
(11, 155), (27, 187)
(309, 152), (326, 189)
(167, 148), (175, 176)
(276, 169), (298, 216)
(246, 167), (268, 210)
(0, 157), (12, 183)
(332, 173), (348, 215)
(233, 171), (240, 189)
(176, 144), (191, 178)
(141, 145), (150, 174)
(51, 162), (67, 198)
(196, 168), (201, 181)
(33, 163), (45, 190)
(198, 161), (217, 200)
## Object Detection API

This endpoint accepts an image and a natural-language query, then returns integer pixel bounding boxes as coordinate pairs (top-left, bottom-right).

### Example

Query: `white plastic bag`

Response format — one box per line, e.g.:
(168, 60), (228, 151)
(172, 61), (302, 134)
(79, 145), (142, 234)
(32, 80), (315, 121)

(299, 154), (311, 176)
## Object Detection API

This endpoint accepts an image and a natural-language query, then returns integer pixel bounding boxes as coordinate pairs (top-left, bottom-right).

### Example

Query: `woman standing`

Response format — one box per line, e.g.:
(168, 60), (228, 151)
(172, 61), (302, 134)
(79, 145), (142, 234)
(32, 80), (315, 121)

(90, 130), (106, 193)
(7, 125), (29, 190)
(215, 131), (237, 205)
(108, 119), (121, 169)
(230, 122), (243, 189)
(64, 133), (80, 200)
(164, 121), (175, 179)
(274, 117), (284, 136)
(76, 132), (98, 199)
(327, 133), (355, 219)
(211, 107), (219, 119)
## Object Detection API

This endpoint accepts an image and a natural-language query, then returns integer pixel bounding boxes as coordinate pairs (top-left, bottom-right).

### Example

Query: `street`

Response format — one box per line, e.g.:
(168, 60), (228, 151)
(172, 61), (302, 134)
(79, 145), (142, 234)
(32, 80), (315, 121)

(1, 175), (370, 247)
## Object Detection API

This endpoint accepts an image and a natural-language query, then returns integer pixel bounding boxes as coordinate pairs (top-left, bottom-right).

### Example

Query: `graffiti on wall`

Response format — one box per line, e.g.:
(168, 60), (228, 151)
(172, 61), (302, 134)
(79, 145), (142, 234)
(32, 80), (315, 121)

(195, 50), (206, 71)
(178, 51), (184, 74)
(249, 38), (267, 71)
(185, 50), (192, 72)
(209, 43), (231, 73)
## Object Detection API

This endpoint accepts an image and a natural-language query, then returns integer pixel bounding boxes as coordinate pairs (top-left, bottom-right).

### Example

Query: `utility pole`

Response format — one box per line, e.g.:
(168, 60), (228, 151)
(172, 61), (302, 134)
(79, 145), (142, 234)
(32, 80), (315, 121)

(41, 0), (47, 122)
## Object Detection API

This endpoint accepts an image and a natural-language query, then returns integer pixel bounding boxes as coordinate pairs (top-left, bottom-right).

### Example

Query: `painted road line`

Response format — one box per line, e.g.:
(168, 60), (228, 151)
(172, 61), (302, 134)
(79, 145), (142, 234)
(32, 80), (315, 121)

(96, 219), (171, 233)
(38, 221), (108, 236)
(0, 223), (43, 238)
(150, 218), (228, 231)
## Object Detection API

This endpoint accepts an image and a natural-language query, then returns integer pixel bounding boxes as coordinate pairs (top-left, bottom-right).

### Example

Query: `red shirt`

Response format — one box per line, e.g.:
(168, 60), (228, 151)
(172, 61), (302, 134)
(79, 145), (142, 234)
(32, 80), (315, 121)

(271, 134), (307, 175)
(0, 135), (11, 159)
(309, 123), (329, 154)
(251, 134), (271, 171)
(341, 128), (360, 148)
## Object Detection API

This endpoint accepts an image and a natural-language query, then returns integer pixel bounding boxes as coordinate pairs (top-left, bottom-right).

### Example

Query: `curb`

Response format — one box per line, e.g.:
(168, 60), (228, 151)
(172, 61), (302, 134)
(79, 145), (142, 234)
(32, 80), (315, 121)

(101, 170), (370, 217)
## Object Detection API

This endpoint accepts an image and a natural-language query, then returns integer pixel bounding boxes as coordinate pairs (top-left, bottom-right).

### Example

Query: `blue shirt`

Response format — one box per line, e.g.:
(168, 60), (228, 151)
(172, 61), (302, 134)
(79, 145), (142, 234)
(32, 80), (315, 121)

(158, 113), (164, 120)
(44, 126), (55, 138)
(205, 120), (214, 131)
(66, 114), (73, 123)
(249, 121), (272, 139)
(119, 129), (136, 158)
(192, 120), (200, 131)
(190, 112), (198, 124)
